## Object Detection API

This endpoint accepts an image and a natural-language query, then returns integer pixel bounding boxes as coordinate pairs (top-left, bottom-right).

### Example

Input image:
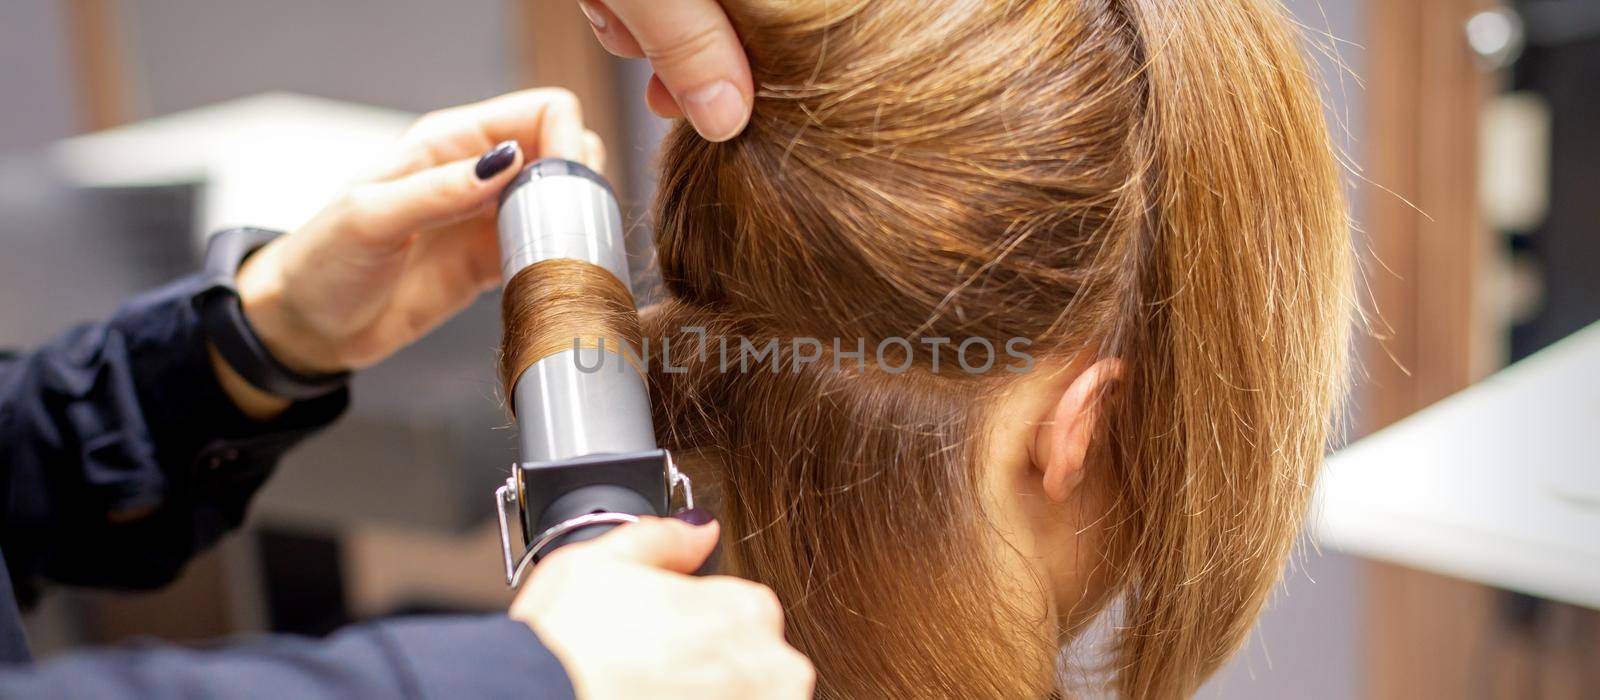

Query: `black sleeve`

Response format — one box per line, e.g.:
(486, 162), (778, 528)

(0, 274), (347, 593)
(0, 614), (576, 700)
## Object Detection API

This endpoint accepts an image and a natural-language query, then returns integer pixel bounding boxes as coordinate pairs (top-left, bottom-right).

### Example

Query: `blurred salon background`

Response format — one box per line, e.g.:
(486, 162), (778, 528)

(0, 1), (1595, 697)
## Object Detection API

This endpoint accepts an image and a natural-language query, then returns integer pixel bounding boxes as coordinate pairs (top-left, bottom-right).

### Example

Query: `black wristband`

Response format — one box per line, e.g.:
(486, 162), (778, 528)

(194, 227), (351, 401)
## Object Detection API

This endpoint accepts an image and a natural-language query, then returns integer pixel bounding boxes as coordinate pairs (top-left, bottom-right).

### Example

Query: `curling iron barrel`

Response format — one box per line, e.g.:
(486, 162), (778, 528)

(492, 159), (690, 587)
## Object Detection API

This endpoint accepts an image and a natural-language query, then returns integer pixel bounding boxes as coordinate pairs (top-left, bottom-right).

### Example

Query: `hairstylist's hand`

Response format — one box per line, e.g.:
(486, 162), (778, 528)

(576, 0), (754, 141)
(510, 514), (815, 700)
(216, 88), (606, 418)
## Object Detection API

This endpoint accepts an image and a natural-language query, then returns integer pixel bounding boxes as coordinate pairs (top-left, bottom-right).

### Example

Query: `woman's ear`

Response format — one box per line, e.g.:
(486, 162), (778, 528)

(1030, 358), (1122, 503)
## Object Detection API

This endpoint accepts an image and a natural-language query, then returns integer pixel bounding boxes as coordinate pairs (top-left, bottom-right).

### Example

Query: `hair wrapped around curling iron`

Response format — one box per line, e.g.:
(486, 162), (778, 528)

(499, 258), (644, 413)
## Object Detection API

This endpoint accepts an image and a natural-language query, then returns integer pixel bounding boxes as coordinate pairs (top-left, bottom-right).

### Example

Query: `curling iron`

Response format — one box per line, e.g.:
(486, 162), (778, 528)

(492, 158), (693, 587)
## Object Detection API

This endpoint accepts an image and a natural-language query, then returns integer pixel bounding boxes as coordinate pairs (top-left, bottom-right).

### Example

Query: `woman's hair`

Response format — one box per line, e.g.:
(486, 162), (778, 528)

(499, 258), (643, 403)
(510, 0), (1352, 696)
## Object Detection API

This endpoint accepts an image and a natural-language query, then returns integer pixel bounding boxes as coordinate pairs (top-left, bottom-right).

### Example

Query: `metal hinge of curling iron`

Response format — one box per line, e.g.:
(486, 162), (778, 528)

(495, 451), (694, 587)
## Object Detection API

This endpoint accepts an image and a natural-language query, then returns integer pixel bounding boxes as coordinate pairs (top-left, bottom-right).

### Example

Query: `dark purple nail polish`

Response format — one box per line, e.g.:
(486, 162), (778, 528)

(474, 140), (518, 179)
(670, 507), (715, 527)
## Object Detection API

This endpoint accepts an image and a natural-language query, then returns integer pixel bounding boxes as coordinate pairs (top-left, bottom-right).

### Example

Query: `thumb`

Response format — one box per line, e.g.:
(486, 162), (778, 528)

(598, 0), (753, 142)
(339, 140), (522, 251)
(588, 515), (720, 575)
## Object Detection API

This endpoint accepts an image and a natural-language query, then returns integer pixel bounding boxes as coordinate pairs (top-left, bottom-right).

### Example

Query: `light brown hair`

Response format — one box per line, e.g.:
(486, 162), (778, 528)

(499, 258), (643, 405)
(507, 0), (1352, 696)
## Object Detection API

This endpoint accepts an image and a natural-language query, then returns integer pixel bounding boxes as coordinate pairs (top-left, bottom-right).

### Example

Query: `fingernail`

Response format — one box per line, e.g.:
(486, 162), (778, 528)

(670, 507), (715, 527)
(577, 0), (606, 30)
(474, 140), (518, 179)
(682, 81), (749, 142)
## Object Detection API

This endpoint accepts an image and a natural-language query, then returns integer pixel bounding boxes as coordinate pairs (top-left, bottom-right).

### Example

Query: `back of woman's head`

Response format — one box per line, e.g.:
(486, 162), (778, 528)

(644, 0), (1352, 696)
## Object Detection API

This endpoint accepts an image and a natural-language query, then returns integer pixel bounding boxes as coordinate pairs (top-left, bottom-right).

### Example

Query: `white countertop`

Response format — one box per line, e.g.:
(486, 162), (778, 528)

(50, 91), (414, 246)
(1315, 320), (1600, 609)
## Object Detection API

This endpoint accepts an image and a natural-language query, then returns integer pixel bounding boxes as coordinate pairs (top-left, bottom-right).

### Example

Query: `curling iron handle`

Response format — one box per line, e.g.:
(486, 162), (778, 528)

(495, 486), (655, 587)
(497, 450), (693, 587)
(536, 484), (657, 551)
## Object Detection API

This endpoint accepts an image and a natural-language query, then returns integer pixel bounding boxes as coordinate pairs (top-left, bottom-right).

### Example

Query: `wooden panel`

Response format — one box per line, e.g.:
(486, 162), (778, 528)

(1361, 0), (1600, 697)
(1362, 0), (1424, 432)
(1362, 0), (1495, 694)
(512, 0), (631, 199)
(61, 0), (130, 131)
(1363, 0), (1495, 432)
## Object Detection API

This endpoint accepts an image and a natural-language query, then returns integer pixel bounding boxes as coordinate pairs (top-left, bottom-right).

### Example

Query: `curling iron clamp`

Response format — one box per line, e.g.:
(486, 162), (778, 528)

(492, 158), (694, 587)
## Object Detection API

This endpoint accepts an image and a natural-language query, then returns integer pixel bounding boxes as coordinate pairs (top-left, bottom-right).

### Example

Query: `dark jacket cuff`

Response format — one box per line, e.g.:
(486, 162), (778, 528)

(114, 273), (348, 483)
(113, 271), (348, 537)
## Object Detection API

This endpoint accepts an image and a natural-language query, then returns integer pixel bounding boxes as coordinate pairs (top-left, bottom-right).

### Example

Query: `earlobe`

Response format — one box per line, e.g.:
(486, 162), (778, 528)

(1033, 358), (1122, 503)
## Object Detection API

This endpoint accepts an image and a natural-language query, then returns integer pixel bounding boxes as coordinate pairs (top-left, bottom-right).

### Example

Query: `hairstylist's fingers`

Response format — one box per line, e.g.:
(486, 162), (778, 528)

(588, 516), (720, 575)
(645, 74), (685, 119)
(340, 141), (522, 251)
(598, 0), (753, 141)
(388, 216), (501, 329)
(380, 88), (585, 178)
(581, 130), (607, 174)
(700, 577), (785, 632)
(739, 648), (817, 700)
(535, 91), (587, 164)
(577, 0), (643, 58)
